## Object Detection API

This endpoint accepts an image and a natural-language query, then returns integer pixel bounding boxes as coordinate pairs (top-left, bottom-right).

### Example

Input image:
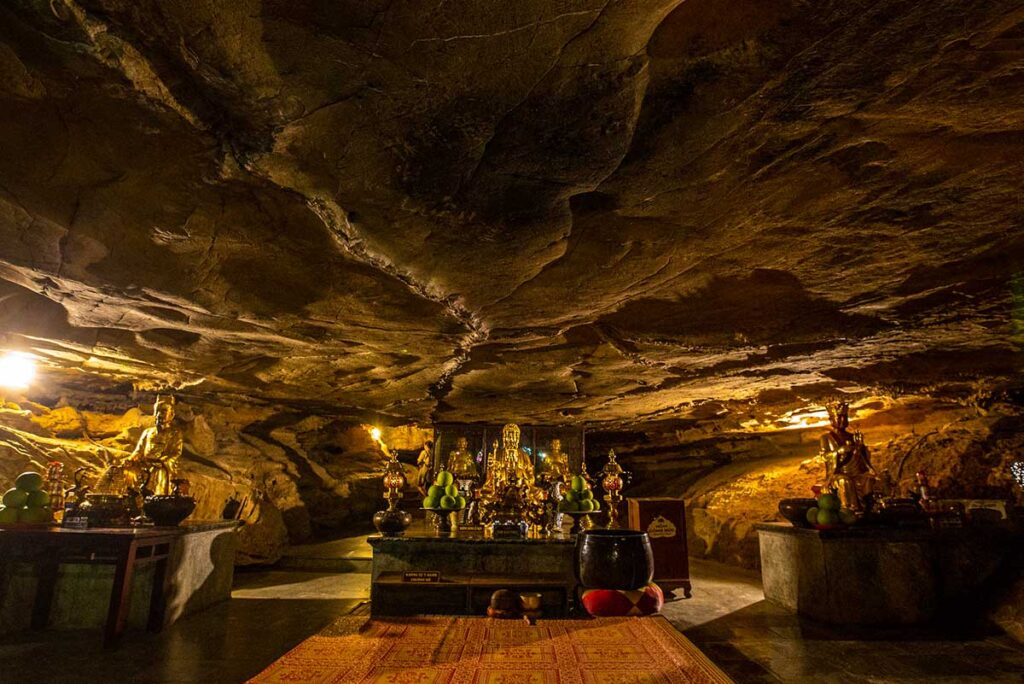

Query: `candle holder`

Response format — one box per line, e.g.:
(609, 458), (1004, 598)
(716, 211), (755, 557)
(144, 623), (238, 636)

(600, 449), (628, 529)
(372, 430), (412, 536)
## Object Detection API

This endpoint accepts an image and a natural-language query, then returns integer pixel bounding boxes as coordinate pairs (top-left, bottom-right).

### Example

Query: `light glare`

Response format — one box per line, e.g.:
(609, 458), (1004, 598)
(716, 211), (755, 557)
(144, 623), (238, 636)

(0, 352), (36, 389)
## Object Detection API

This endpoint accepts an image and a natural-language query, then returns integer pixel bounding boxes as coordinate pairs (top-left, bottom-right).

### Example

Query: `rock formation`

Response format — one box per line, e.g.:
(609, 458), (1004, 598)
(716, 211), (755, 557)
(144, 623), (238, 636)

(0, 2), (1021, 563)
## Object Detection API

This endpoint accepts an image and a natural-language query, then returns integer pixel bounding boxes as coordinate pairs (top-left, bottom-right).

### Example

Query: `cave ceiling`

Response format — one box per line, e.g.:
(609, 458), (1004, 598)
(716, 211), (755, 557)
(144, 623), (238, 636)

(0, 0), (1022, 426)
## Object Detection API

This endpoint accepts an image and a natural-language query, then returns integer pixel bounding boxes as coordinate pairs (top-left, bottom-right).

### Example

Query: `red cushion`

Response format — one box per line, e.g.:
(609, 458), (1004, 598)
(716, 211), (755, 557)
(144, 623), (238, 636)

(580, 583), (664, 617)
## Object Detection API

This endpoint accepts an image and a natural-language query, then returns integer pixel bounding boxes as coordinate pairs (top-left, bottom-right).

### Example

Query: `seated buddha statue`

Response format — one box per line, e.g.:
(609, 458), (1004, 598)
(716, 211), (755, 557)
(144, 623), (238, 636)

(446, 436), (478, 480)
(538, 438), (571, 483)
(123, 395), (183, 496)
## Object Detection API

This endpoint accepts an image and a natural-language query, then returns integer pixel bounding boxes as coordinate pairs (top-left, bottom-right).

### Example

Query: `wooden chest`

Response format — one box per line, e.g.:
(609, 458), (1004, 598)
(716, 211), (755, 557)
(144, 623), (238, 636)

(627, 497), (691, 598)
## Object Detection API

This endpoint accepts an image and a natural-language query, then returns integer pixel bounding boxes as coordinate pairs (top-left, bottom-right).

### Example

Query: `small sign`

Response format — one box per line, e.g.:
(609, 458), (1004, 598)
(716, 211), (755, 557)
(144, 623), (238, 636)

(647, 515), (677, 539)
(403, 571), (441, 583)
(62, 516), (89, 530)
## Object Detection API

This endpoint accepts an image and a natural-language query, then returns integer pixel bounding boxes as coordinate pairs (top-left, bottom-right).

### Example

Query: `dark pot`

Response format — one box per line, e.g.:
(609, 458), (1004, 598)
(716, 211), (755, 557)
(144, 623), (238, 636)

(143, 495), (196, 527)
(80, 494), (135, 528)
(575, 529), (654, 590)
(373, 509), (413, 536)
(778, 498), (818, 528)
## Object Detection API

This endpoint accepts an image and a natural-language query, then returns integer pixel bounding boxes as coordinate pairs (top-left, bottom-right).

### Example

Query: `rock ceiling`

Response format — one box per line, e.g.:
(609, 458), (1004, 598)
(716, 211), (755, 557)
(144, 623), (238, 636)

(0, 0), (1022, 425)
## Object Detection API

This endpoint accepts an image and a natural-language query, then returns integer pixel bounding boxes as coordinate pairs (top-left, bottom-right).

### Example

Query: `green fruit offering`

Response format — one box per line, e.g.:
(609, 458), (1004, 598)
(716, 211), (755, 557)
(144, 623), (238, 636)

(427, 485), (444, 499)
(444, 484), (459, 498)
(439, 495), (456, 510)
(2, 489), (28, 508)
(579, 489), (593, 501)
(27, 490), (50, 507)
(579, 499), (595, 512)
(806, 507), (819, 525)
(558, 501), (577, 513)
(424, 496), (440, 509)
(591, 500), (600, 511)
(818, 493), (840, 511)
(563, 490), (577, 503)
(455, 495), (467, 509)
(816, 509), (838, 526)
(15, 472), (44, 492)
(838, 508), (857, 526)
(435, 471), (454, 487)
(570, 475), (585, 492)
(19, 506), (51, 524)
(0, 506), (18, 524)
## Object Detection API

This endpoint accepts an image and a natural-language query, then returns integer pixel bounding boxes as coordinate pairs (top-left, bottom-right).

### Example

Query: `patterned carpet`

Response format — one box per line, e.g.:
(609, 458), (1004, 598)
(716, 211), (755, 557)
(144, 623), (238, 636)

(250, 615), (733, 683)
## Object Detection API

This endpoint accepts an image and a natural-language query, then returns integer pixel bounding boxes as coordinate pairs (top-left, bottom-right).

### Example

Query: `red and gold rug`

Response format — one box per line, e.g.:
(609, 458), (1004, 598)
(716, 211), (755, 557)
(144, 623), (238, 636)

(249, 616), (733, 683)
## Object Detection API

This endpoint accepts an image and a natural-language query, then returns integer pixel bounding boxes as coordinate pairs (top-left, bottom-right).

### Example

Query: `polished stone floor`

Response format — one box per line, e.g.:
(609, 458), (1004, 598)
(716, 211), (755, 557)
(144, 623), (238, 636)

(1, 540), (1022, 683)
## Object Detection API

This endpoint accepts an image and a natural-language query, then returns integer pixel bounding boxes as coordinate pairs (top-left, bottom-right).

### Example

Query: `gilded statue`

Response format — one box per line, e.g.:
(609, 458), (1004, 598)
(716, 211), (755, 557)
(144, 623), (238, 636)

(479, 424), (544, 528)
(538, 438), (571, 483)
(820, 401), (876, 511)
(124, 395), (183, 496)
(446, 436), (478, 480)
(416, 439), (434, 497)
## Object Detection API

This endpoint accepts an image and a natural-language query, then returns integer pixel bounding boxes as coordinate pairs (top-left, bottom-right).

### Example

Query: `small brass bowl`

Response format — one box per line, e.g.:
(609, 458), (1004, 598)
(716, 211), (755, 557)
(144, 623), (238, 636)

(519, 592), (542, 611)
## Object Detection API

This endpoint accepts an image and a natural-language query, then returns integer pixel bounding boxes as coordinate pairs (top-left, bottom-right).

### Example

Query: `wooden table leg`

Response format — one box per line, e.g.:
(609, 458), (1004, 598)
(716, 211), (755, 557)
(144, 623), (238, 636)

(31, 559), (60, 630)
(147, 554), (169, 632)
(104, 543), (138, 648)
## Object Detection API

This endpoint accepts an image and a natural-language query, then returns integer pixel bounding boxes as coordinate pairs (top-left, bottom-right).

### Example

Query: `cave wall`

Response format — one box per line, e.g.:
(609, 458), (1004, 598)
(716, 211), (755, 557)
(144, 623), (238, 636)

(0, 385), (426, 564)
(593, 394), (1024, 569)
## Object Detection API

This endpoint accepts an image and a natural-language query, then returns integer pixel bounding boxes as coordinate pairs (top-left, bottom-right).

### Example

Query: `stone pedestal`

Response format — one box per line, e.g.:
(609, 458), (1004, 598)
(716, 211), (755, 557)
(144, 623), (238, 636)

(756, 522), (1015, 625)
(0, 521), (240, 635)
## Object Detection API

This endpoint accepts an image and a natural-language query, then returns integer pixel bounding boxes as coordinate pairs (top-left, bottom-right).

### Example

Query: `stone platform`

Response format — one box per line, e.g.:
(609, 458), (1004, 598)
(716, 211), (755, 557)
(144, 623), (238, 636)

(368, 524), (576, 617)
(0, 521), (240, 636)
(757, 522), (1016, 625)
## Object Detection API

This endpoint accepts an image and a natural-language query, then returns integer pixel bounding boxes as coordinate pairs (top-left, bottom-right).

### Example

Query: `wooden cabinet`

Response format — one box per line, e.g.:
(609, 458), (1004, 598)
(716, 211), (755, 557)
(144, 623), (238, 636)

(627, 497), (691, 598)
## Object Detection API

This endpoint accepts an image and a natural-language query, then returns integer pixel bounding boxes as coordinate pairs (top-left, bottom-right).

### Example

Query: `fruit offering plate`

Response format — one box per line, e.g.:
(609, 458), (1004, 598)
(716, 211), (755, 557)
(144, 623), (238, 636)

(561, 510), (595, 534)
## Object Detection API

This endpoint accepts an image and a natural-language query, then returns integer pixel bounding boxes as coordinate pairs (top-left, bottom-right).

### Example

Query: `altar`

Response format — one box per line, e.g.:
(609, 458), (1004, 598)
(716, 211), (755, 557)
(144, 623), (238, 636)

(368, 524), (576, 617)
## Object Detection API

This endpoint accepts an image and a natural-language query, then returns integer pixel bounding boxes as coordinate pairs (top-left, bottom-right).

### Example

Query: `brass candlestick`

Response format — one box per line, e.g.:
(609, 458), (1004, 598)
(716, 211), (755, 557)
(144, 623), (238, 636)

(600, 449), (627, 529)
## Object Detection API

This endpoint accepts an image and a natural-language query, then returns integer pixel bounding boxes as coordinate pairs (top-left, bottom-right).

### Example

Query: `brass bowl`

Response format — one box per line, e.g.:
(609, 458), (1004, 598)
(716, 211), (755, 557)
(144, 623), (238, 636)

(519, 592), (542, 611)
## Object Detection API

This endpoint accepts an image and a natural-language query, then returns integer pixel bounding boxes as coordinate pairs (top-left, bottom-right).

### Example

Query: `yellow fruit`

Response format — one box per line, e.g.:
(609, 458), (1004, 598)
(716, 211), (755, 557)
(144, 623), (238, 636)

(818, 493), (840, 511)
(423, 496), (440, 509)
(427, 485), (444, 499)
(455, 496), (467, 509)
(816, 509), (838, 526)
(439, 495), (456, 510)
(579, 499), (595, 512)
(444, 484), (459, 498)
(806, 507), (819, 525)
(563, 490), (577, 503)
(435, 471), (454, 487)
(579, 489), (593, 501)
(570, 475), (585, 492)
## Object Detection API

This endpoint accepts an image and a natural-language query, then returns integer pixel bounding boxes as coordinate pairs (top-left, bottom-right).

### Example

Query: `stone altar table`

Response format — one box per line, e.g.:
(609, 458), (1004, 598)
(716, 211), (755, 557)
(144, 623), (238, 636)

(0, 521), (241, 645)
(756, 522), (1015, 625)
(369, 524), (576, 617)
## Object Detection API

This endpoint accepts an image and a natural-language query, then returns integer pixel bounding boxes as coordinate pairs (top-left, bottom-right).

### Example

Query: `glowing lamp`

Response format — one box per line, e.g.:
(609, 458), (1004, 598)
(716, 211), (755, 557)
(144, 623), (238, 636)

(0, 352), (36, 389)
(370, 427), (382, 442)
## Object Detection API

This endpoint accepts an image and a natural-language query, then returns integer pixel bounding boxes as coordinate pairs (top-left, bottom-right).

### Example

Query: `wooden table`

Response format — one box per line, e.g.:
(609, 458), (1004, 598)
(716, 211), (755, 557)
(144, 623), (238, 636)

(0, 527), (181, 646)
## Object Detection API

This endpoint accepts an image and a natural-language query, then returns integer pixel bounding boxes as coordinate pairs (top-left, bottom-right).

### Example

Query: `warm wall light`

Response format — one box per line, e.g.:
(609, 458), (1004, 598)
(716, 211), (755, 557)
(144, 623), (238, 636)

(370, 427), (382, 442)
(0, 352), (36, 389)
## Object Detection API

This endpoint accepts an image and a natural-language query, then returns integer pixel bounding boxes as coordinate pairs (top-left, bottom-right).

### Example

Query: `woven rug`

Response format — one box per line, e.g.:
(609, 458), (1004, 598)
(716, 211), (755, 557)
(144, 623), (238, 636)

(249, 615), (733, 683)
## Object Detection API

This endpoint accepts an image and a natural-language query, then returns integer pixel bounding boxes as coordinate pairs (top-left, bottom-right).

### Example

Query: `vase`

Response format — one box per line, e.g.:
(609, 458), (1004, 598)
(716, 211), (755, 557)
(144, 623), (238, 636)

(575, 529), (654, 590)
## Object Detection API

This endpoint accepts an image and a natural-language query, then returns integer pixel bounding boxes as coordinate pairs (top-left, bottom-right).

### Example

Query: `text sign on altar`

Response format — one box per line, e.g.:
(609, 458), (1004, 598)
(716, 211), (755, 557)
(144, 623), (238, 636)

(403, 571), (441, 583)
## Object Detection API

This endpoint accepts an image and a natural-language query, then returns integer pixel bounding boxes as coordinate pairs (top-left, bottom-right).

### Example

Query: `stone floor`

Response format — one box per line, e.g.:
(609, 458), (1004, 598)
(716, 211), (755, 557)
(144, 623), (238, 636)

(1, 539), (1021, 683)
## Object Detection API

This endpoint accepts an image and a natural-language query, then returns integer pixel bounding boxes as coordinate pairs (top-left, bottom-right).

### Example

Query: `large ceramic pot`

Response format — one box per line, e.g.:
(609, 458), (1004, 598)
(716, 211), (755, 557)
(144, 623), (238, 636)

(143, 495), (196, 527)
(575, 529), (654, 590)
(778, 498), (817, 528)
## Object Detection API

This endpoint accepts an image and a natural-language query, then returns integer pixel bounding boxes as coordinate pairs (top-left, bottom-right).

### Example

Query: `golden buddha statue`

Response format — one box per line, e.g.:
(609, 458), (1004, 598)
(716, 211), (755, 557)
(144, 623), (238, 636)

(538, 438), (571, 483)
(478, 424), (543, 528)
(820, 401), (876, 511)
(446, 436), (478, 480)
(123, 395), (183, 496)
